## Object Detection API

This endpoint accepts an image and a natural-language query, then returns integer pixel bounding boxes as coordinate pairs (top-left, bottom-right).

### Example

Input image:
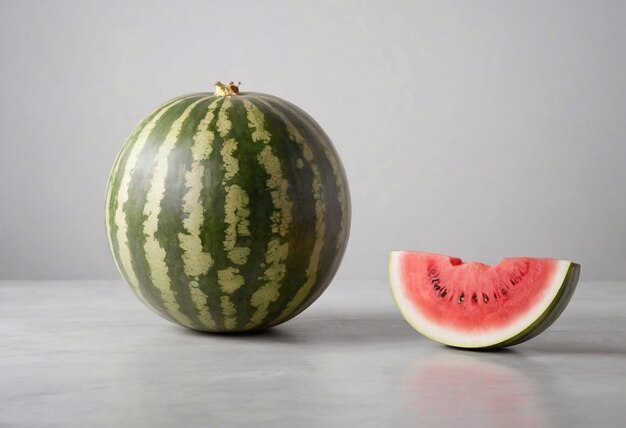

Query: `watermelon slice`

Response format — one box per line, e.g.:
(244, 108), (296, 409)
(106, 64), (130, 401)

(389, 251), (580, 349)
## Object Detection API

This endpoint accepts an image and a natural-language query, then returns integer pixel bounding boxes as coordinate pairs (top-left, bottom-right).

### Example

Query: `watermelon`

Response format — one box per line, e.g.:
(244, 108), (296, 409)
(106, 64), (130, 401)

(389, 251), (580, 349)
(105, 82), (350, 332)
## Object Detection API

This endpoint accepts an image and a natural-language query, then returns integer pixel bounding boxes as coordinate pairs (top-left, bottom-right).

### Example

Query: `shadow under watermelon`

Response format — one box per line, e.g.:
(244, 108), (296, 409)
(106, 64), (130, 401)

(175, 311), (421, 346)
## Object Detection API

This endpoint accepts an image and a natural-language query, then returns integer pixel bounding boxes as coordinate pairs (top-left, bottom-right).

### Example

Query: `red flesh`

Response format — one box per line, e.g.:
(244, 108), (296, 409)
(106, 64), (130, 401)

(398, 252), (560, 333)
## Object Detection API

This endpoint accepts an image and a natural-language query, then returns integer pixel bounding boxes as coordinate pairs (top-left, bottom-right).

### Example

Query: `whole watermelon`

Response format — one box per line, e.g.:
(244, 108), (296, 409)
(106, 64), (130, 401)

(105, 82), (350, 332)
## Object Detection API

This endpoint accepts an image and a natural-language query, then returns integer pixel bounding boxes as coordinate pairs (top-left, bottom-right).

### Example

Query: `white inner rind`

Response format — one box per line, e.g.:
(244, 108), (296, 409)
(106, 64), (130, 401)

(388, 251), (572, 348)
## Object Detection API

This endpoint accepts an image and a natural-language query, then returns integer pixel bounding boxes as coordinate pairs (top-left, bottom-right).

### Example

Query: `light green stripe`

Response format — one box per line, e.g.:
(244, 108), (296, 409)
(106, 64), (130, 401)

(178, 98), (221, 330)
(253, 98), (327, 325)
(106, 124), (142, 227)
(112, 98), (188, 310)
(220, 137), (251, 267)
(142, 97), (210, 327)
(106, 115), (149, 281)
(215, 97), (250, 330)
(242, 99), (294, 328)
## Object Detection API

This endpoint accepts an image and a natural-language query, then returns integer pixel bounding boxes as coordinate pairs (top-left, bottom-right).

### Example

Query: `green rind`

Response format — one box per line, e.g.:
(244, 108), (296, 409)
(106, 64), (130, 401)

(256, 95), (351, 326)
(106, 96), (189, 318)
(105, 92), (350, 332)
(491, 263), (580, 348)
(246, 98), (324, 326)
(233, 98), (317, 328)
(195, 97), (229, 330)
(154, 97), (218, 329)
(122, 96), (207, 322)
(212, 97), (262, 329)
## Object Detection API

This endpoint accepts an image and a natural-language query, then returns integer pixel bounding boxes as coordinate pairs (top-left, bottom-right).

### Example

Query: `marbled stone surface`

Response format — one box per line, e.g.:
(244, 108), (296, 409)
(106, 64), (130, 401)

(1, 280), (625, 427)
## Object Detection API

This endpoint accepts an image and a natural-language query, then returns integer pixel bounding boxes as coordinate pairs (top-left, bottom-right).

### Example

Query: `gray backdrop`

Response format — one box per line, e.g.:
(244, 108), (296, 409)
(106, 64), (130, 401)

(1, 0), (624, 281)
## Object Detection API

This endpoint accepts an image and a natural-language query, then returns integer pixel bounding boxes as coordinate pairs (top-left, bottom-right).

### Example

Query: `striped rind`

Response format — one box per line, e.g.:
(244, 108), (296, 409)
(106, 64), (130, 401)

(105, 92), (350, 331)
(251, 97), (327, 325)
(107, 96), (191, 320)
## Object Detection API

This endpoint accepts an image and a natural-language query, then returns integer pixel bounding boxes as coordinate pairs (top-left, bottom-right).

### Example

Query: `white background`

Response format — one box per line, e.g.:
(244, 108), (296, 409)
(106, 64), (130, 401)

(1, 0), (624, 280)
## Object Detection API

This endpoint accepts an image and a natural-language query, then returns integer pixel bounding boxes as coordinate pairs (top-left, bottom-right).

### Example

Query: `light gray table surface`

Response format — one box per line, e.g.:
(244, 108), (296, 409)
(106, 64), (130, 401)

(1, 279), (625, 428)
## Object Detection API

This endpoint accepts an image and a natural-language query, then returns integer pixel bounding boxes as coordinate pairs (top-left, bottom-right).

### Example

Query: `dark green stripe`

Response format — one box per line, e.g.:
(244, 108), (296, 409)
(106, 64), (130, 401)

(493, 263), (581, 348)
(271, 96), (350, 272)
(106, 100), (180, 302)
(155, 97), (219, 329)
(259, 95), (347, 323)
(205, 98), (276, 330)
(195, 98), (232, 330)
(244, 98), (319, 327)
(124, 95), (207, 321)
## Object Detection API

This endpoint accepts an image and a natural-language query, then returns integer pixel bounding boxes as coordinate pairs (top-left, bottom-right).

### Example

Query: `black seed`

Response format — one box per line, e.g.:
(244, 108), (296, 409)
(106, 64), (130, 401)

(483, 293), (489, 303)
(494, 292), (498, 299)
(472, 293), (478, 303)
(440, 289), (447, 298)
(433, 285), (440, 291)
(458, 293), (464, 304)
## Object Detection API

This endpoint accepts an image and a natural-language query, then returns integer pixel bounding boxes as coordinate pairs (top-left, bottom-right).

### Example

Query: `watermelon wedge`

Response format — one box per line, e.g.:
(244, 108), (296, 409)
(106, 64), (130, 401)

(389, 251), (580, 349)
